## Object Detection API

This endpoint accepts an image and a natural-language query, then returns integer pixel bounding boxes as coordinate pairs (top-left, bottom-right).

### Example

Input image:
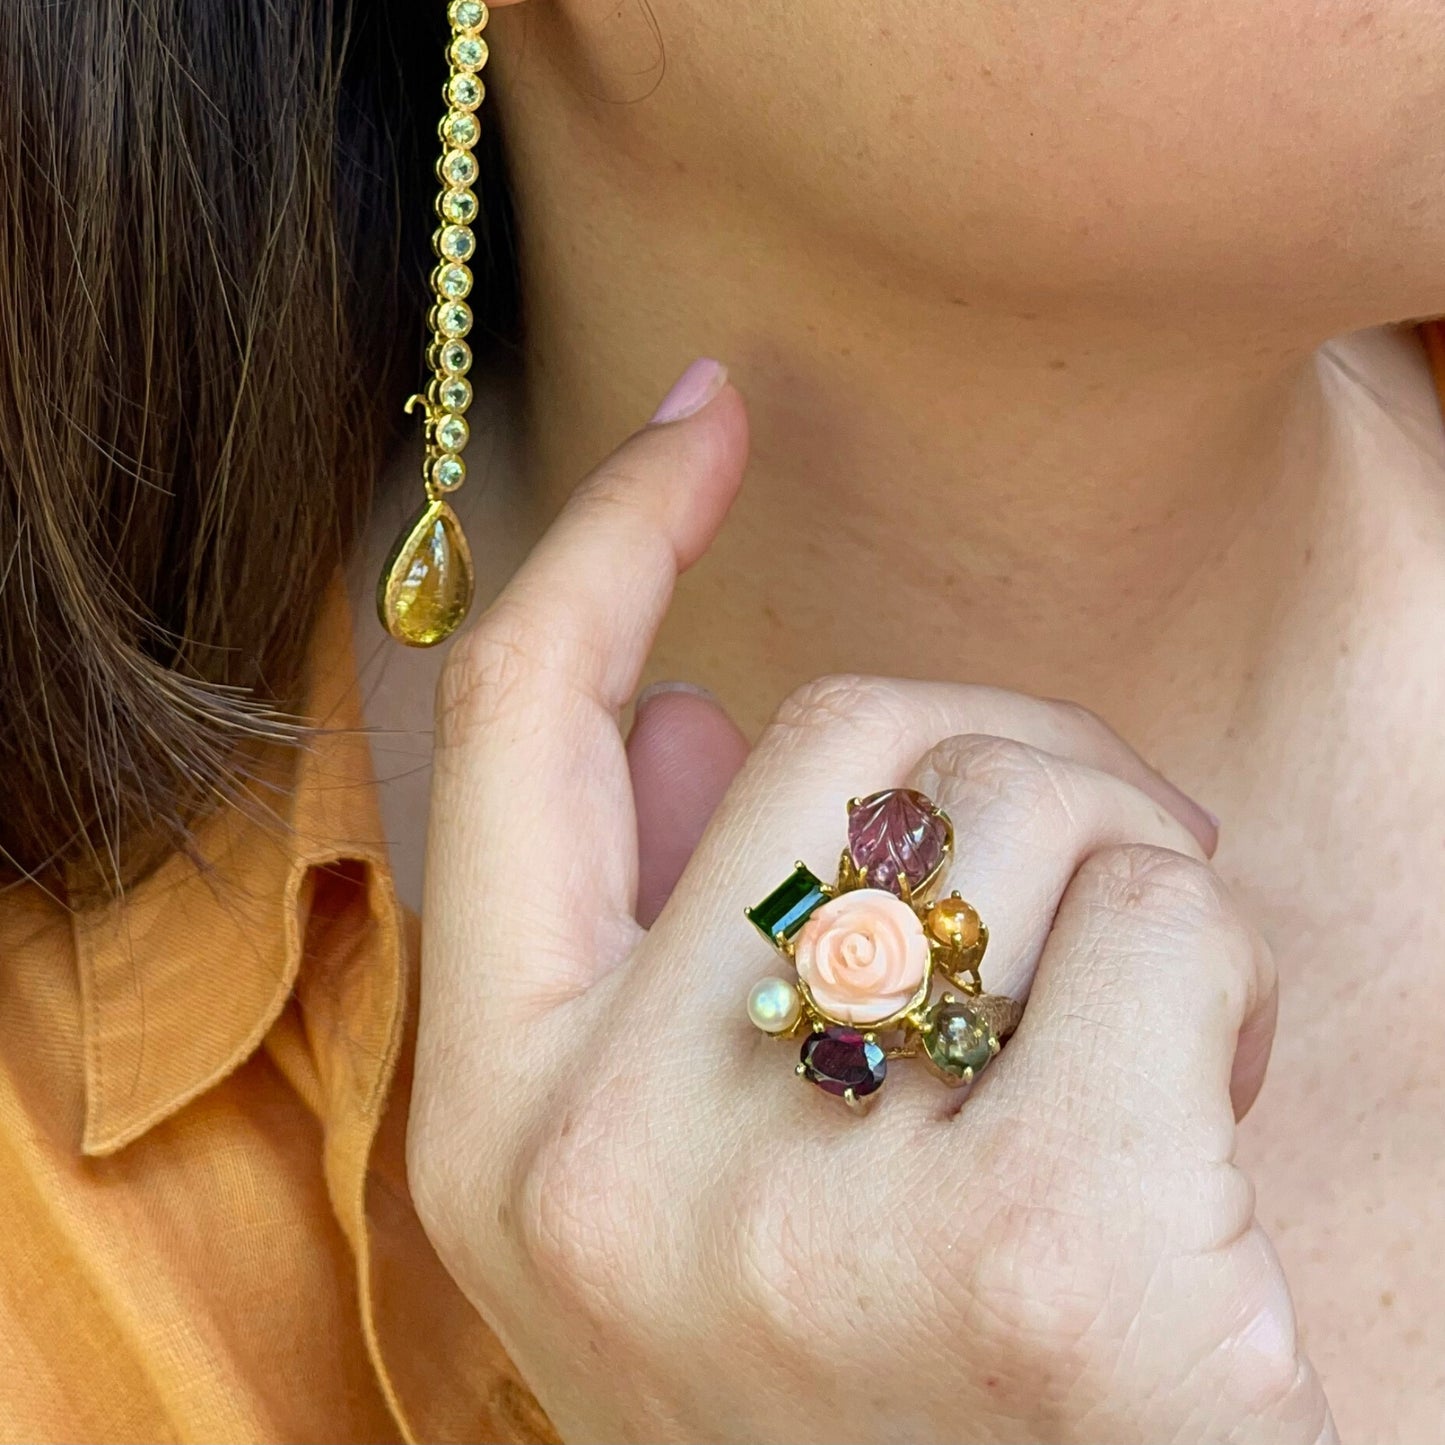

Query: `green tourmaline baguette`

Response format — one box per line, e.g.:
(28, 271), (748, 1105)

(746, 865), (829, 945)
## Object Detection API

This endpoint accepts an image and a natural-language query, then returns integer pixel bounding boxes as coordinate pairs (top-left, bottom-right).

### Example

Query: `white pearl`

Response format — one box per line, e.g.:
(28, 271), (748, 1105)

(747, 976), (802, 1034)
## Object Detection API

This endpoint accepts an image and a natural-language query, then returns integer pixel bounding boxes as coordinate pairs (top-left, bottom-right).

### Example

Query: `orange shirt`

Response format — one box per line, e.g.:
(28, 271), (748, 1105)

(2, 326), (1443, 1443)
(0, 586), (553, 1444)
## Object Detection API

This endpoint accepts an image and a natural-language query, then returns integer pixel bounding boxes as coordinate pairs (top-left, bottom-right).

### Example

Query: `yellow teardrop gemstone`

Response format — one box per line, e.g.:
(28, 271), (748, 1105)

(377, 499), (475, 646)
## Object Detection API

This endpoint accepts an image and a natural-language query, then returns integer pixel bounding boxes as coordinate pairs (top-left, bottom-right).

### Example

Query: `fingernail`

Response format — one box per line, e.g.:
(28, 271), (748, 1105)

(1179, 795), (1221, 857)
(649, 359), (728, 425)
(635, 679), (720, 711)
(1198, 804), (1222, 857)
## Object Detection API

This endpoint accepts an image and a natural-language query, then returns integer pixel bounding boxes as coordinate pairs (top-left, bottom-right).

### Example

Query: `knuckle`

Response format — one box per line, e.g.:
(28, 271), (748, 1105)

(405, 1132), (447, 1237)
(571, 458), (683, 577)
(964, 1189), (1116, 1373)
(511, 1099), (643, 1319)
(1043, 696), (1111, 736)
(921, 734), (1079, 830)
(1074, 846), (1265, 1041)
(768, 673), (913, 742)
(406, 1120), (484, 1279)
(435, 608), (538, 749)
(955, 1119), (1130, 1361)
(436, 603), (600, 751)
(1207, 1228), (1326, 1428)
(1233, 1334), (1318, 1423)
(728, 1172), (820, 1346)
(573, 462), (657, 533)
(578, 458), (645, 505)
(728, 1170), (908, 1365)
(1078, 843), (1237, 934)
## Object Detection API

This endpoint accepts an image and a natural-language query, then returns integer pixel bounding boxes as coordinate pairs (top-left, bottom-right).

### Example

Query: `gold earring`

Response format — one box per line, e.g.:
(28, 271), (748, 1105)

(377, 0), (489, 646)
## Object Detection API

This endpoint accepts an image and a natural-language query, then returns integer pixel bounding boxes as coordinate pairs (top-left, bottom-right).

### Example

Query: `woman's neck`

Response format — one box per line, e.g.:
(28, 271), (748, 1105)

(363, 128), (1445, 923)
(510, 164), (1444, 780)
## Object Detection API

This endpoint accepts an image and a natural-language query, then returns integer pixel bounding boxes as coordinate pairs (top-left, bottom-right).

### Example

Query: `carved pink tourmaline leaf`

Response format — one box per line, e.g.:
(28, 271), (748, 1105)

(846, 788), (947, 895)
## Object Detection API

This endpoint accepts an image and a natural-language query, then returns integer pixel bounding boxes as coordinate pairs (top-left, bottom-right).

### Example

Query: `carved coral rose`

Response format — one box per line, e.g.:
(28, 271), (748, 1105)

(793, 888), (930, 1024)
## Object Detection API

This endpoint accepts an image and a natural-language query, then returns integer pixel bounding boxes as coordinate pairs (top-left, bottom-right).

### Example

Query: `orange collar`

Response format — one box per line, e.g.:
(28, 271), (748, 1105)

(71, 581), (403, 1157)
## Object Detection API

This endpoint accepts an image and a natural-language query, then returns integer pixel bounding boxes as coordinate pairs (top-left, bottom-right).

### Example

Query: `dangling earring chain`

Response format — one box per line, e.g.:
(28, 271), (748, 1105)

(377, 0), (490, 646)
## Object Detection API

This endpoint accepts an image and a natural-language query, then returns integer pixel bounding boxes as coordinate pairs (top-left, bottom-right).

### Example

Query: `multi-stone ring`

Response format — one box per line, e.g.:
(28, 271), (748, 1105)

(744, 788), (1022, 1111)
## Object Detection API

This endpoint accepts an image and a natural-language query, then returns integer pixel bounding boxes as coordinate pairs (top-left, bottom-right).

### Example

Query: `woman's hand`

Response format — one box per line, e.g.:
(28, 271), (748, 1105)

(408, 367), (1334, 1444)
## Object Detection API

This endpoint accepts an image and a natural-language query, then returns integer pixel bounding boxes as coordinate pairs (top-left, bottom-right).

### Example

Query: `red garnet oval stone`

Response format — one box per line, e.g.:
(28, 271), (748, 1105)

(799, 1028), (887, 1098)
(847, 788), (947, 895)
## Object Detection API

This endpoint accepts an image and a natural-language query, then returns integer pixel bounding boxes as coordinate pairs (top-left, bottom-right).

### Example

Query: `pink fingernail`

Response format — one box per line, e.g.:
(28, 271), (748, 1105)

(635, 679), (720, 710)
(649, 359), (728, 424)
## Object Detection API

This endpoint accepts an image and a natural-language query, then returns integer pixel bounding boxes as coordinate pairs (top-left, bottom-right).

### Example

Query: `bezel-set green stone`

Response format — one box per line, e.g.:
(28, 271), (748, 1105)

(435, 263), (473, 300)
(436, 339), (472, 374)
(449, 35), (489, 73)
(439, 188), (479, 225)
(436, 415), (469, 452)
(431, 454), (466, 491)
(449, 0), (488, 30)
(437, 224), (476, 261)
(434, 301), (473, 338)
(436, 376), (473, 412)
(447, 73), (485, 111)
(441, 149), (479, 187)
(442, 111), (481, 149)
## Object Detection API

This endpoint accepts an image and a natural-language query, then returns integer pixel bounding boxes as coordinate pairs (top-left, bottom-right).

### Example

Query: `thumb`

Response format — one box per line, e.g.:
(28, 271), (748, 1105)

(628, 683), (749, 927)
(424, 359), (748, 1024)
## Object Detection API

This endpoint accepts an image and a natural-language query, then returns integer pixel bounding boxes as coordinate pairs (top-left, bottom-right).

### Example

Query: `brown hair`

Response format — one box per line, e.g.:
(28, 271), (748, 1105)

(0, 0), (518, 897)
